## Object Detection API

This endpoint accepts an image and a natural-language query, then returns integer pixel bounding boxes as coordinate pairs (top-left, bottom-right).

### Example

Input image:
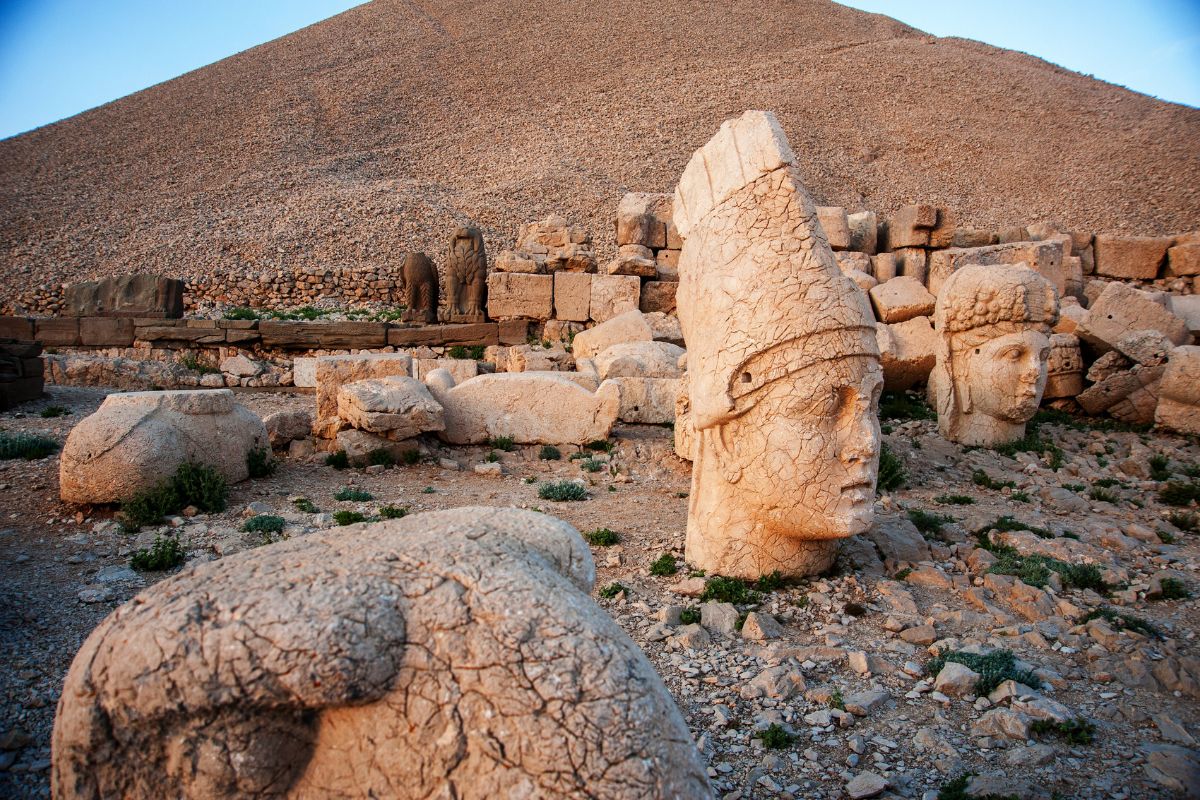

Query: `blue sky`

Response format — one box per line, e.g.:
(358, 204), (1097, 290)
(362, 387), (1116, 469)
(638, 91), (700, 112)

(0, 1), (1197, 141)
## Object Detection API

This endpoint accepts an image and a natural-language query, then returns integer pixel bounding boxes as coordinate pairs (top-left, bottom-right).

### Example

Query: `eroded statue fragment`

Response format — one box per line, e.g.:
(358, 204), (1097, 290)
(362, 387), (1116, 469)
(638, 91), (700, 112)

(931, 263), (1058, 445)
(400, 251), (439, 324)
(445, 226), (488, 322)
(52, 508), (713, 799)
(674, 110), (883, 579)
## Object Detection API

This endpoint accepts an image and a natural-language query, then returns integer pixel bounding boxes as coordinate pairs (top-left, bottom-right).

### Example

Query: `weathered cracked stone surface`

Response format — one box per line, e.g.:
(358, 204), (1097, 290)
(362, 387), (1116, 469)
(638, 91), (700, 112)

(673, 110), (882, 578)
(52, 507), (713, 799)
(931, 264), (1057, 446)
(59, 389), (268, 504)
(314, 353), (413, 439)
(337, 375), (445, 438)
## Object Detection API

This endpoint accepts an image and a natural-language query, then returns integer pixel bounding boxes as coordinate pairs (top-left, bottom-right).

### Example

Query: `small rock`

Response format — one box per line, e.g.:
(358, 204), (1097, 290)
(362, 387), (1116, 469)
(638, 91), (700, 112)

(77, 587), (112, 604)
(845, 770), (888, 799)
(933, 662), (980, 697)
(700, 601), (739, 636)
(741, 611), (783, 640)
(843, 689), (893, 717)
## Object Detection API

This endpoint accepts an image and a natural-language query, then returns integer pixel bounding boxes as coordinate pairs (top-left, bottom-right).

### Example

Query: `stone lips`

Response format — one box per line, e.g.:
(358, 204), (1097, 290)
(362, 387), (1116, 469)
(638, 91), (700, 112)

(52, 507), (713, 799)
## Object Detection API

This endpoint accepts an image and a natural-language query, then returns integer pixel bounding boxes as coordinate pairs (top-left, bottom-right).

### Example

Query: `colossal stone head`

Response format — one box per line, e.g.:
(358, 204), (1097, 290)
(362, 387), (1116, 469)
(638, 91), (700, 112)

(931, 263), (1058, 445)
(673, 111), (882, 579)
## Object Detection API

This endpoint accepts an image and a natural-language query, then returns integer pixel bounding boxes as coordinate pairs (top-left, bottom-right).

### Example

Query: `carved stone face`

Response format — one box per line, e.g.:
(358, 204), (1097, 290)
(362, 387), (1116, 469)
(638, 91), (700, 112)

(715, 355), (883, 540)
(960, 330), (1050, 424)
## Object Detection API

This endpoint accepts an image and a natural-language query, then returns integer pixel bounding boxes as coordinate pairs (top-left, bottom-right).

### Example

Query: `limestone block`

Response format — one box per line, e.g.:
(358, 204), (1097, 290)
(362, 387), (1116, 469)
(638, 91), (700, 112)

(613, 376), (682, 424)
(872, 253), (898, 282)
(505, 344), (573, 373)
(869, 277), (935, 324)
(843, 269), (878, 293)
(553, 272), (591, 322)
(315, 354), (413, 439)
(59, 389), (269, 504)
(1078, 364), (1164, 415)
(1156, 346), (1200, 434)
(335, 429), (420, 464)
(1075, 283), (1190, 351)
(292, 357), (317, 388)
(1115, 330), (1173, 366)
(1167, 295), (1200, 338)
(428, 372), (621, 445)
(486, 273), (554, 320)
(876, 317), (936, 391)
(640, 281), (678, 314)
(1094, 234), (1172, 280)
(816, 206), (851, 250)
(847, 211), (878, 255)
(65, 274), (184, 318)
(338, 375), (445, 438)
(494, 249), (542, 274)
(601, 253), (658, 277)
(258, 321), (386, 349)
(616, 193), (672, 249)
(594, 341), (686, 380)
(1166, 243), (1200, 277)
(1044, 333), (1084, 399)
(656, 249), (681, 281)
(219, 354), (262, 378)
(952, 228), (998, 248)
(79, 317), (134, 347)
(835, 251), (872, 276)
(52, 507), (711, 799)
(927, 241), (1064, 297)
(263, 409), (313, 448)
(886, 204), (937, 248)
(414, 358), (478, 383)
(589, 274), (641, 322)
(542, 320), (585, 345)
(1055, 300), (1087, 334)
(928, 208), (957, 249)
(894, 247), (928, 284)
(572, 309), (653, 359)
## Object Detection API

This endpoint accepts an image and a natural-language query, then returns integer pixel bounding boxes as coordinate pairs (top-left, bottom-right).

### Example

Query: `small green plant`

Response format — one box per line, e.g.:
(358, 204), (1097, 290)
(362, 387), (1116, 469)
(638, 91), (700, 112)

(120, 462), (229, 530)
(907, 508), (954, 540)
(650, 553), (678, 576)
(984, 515), (1054, 539)
(325, 450), (349, 470)
(598, 582), (626, 599)
(243, 515), (285, 535)
(539, 445), (561, 460)
(379, 504), (409, 519)
(367, 448), (395, 467)
(755, 571), (785, 592)
(422, 486), (436, 494)
(935, 775), (974, 800)
(679, 606), (701, 625)
(538, 481), (587, 501)
(1062, 482), (1086, 492)
(223, 306), (261, 320)
(484, 450), (501, 463)
(1157, 529), (1176, 544)
(1159, 481), (1200, 507)
(1158, 577), (1191, 600)
(879, 391), (936, 421)
(447, 344), (485, 360)
(334, 487), (374, 502)
(700, 576), (756, 604)
(1184, 463), (1200, 479)
(130, 534), (186, 571)
(877, 442), (906, 492)
(992, 424), (1064, 471)
(1168, 511), (1198, 532)
(586, 528), (620, 546)
(828, 688), (845, 711)
(294, 498), (319, 513)
(934, 494), (974, 505)
(926, 648), (1040, 695)
(0, 431), (58, 460)
(894, 567), (913, 581)
(585, 439), (613, 453)
(333, 510), (367, 526)
(1010, 490), (1030, 503)
(39, 405), (68, 418)
(1149, 454), (1172, 481)
(1030, 718), (1096, 745)
(246, 447), (276, 478)
(579, 457), (604, 473)
(972, 469), (1016, 490)
(487, 436), (516, 452)
(1093, 476), (1121, 488)
(754, 723), (795, 749)
(1080, 606), (1160, 638)
(177, 352), (219, 374)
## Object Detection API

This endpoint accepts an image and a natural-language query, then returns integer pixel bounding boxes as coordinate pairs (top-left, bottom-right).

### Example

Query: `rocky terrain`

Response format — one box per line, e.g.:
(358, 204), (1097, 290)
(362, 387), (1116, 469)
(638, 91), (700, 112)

(1, 0), (1199, 302)
(1, 385), (1197, 798)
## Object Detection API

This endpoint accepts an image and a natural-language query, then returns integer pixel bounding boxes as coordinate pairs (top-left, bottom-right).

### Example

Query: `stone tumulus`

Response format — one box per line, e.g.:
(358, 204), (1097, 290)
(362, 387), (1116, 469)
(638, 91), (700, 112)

(52, 507), (713, 799)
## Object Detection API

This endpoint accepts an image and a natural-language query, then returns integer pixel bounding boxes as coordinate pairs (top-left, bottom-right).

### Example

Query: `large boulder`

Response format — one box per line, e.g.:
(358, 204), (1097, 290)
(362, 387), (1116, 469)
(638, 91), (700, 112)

(868, 277), (935, 323)
(1076, 283), (1190, 351)
(876, 317), (936, 391)
(314, 354), (413, 439)
(60, 389), (268, 504)
(1156, 345), (1200, 435)
(427, 371), (621, 445)
(612, 376), (682, 424)
(571, 309), (653, 359)
(337, 375), (445, 438)
(52, 508), (713, 799)
(594, 341), (686, 379)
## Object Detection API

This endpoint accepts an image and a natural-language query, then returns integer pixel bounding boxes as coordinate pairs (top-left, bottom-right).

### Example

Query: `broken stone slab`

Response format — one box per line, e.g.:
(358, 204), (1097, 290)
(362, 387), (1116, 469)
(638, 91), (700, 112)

(740, 611), (782, 641)
(611, 376), (682, 424)
(876, 316), (936, 391)
(927, 240), (1065, 297)
(885, 204), (937, 249)
(552, 272), (592, 322)
(594, 341), (685, 380)
(335, 429), (420, 466)
(1075, 282), (1190, 352)
(616, 192), (672, 249)
(639, 281), (678, 315)
(644, 311), (684, 346)
(218, 354), (262, 378)
(59, 389), (269, 504)
(1155, 345), (1200, 435)
(571, 309), (653, 359)
(314, 353), (413, 439)
(1166, 243), (1200, 277)
(847, 210), (878, 255)
(1114, 329), (1173, 366)
(816, 206), (851, 250)
(292, 356), (317, 388)
(263, 409), (313, 448)
(863, 514), (932, 570)
(1094, 234), (1173, 279)
(426, 370), (620, 445)
(589, 274), (641, 322)
(1077, 363), (1165, 417)
(65, 274), (184, 318)
(1141, 743), (1200, 796)
(337, 375), (445, 438)
(486, 272), (554, 319)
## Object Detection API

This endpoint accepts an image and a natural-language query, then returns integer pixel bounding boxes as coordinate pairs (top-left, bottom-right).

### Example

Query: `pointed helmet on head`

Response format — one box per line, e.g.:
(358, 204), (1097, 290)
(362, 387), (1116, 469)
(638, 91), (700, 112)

(673, 110), (879, 431)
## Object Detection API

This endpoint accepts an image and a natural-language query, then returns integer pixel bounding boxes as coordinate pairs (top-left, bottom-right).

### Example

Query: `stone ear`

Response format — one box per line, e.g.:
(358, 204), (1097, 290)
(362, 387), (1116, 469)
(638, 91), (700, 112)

(713, 425), (743, 484)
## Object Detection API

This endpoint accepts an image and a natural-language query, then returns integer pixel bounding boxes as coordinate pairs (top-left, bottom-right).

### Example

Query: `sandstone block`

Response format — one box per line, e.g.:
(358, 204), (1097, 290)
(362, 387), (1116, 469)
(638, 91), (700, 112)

(486, 273), (554, 320)
(639, 281), (678, 314)
(927, 208), (956, 249)
(1166, 243), (1200, 277)
(595, 341), (686, 380)
(875, 316), (935, 391)
(66, 274), (184, 318)
(616, 192), (672, 249)
(338, 375), (445, 438)
(886, 204), (937, 248)
(387, 323), (499, 348)
(35, 317), (81, 347)
(868, 276), (935, 323)
(927, 240), (1064, 297)
(847, 211), (878, 254)
(871, 252), (897, 282)
(263, 409), (313, 448)
(571, 310), (653, 359)
(601, 254), (657, 277)
(655, 249), (681, 281)
(79, 317), (134, 347)
(817, 206), (851, 250)
(1094, 234), (1172, 280)
(645, 311), (684, 345)
(835, 251), (872, 276)
(428, 371), (621, 445)
(952, 228), (999, 248)
(59, 389), (268, 504)
(505, 344), (573, 373)
(893, 248), (928, 284)
(1167, 295), (1200, 338)
(0, 316), (34, 340)
(315, 354), (413, 439)
(293, 357), (317, 388)
(258, 321), (386, 349)
(553, 272), (591, 322)
(413, 358), (478, 383)
(1156, 345), (1200, 434)
(589, 274), (641, 322)
(335, 429), (420, 465)
(1075, 283), (1190, 351)
(494, 249), (542, 274)
(219, 354), (262, 378)
(613, 376), (681, 424)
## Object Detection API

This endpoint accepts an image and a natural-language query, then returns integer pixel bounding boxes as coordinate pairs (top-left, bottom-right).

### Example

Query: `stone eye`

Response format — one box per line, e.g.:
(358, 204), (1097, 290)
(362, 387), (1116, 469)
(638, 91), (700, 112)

(741, 372), (752, 383)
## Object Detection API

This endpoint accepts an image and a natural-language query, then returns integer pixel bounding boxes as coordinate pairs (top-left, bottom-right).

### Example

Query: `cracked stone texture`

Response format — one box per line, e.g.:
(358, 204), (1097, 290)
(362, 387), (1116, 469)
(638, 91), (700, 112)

(673, 110), (882, 579)
(931, 264), (1057, 446)
(336, 375), (445, 438)
(1155, 345), (1200, 435)
(1044, 332), (1084, 400)
(58, 389), (268, 504)
(314, 354), (413, 439)
(52, 507), (712, 799)
(425, 370), (621, 445)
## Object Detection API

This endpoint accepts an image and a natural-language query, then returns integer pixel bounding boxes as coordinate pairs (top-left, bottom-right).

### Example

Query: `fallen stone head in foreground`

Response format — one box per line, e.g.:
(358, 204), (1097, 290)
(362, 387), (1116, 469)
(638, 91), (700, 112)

(52, 507), (712, 799)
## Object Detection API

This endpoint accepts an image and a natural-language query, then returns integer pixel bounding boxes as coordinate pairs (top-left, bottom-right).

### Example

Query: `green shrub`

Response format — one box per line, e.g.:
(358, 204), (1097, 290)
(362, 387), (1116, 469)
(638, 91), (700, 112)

(579, 457), (604, 473)
(367, 448), (395, 467)
(983, 515), (1054, 540)
(1157, 529), (1176, 544)
(172, 462), (228, 512)
(538, 481), (587, 502)
(1149, 454), (1172, 481)
(243, 515), (285, 535)
(485, 450), (500, 463)
(755, 571), (786, 592)
(539, 445), (562, 461)
(986, 547), (1105, 592)
(1168, 511), (1198, 532)
(877, 443), (906, 492)
(1184, 463), (1200, 479)
(422, 486), (436, 494)
(333, 510), (366, 526)
(829, 688), (845, 710)
(118, 481), (180, 531)
(1089, 486), (1119, 503)
(487, 436), (516, 452)
(1010, 490), (1030, 503)
(586, 528), (619, 546)
(1030, 718), (1096, 745)
(0, 432), (58, 460)
(679, 606), (701, 624)
(650, 554), (678, 576)
(972, 469), (1015, 490)
(894, 567), (913, 582)
(1062, 483), (1086, 492)
(1159, 481), (1200, 507)
(935, 494), (974, 506)
(700, 576), (756, 604)
(246, 447), (276, 478)
(293, 498), (319, 513)
(334, 487), (373, 502)
(177, 352), (219, 374)
(39, 405), (68, 418)
(598, 582), (626, 599)
(926, 648), (1040, 695)
(379, 505), (409, 519)
(1081, 606), (1160, 638)
(325, 450), (349, 470)
(993, 424), (1064, 470)
(585, 439), (613, 453)
(879, 391), (936, 421)
(1158, 577), (1191, 600)
(754, 723), (794, 749)
(223, 306), (261, 320)
(907, 509), (954, 539)
(130, 534), (186, 571)
(400, 449), (421, 465)
(447, 345), (485, 360)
